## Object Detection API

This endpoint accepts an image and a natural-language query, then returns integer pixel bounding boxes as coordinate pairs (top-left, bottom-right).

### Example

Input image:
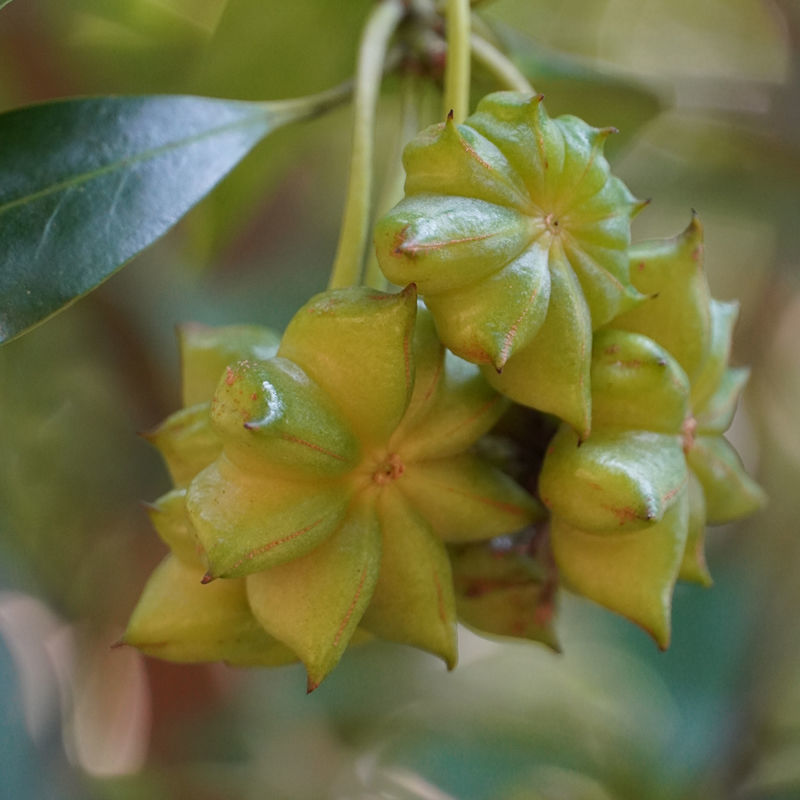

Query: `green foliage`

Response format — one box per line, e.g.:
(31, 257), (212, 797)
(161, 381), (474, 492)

(0, 94), (343, 343)
(1, 2), (794, 797)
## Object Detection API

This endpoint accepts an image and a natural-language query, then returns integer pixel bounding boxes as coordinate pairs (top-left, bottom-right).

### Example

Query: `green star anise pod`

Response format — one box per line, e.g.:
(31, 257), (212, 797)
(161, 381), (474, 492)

(449, 528), (560, 652)
(538, 218), (765, 646)
(611, 217), (767, 582)
(125, 287), (541, 690)
(374, 91), (645, 435)
(126, 323), (299, 667)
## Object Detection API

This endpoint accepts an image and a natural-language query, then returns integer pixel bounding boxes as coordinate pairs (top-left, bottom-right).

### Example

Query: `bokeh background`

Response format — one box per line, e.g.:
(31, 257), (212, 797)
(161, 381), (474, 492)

(1, 1), (798, 798)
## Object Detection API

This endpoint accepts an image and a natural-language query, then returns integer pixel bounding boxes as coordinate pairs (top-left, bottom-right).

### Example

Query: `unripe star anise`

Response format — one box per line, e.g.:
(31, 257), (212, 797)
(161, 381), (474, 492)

(125, 286), (541, 689)
(539, 218), (765, 644)
(374, 90), (645, 435)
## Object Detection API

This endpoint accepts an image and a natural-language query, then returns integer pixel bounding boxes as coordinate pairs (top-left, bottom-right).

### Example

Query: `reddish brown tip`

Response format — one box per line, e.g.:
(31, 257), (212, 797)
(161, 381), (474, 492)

(137, 427), (157, 442)
(447, 108), (454, 121)
(200, 573), (216, 585)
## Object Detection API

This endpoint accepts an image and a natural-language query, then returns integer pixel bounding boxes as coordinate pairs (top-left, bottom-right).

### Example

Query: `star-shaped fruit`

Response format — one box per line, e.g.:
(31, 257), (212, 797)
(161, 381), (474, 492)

(374, 91), (645, 435)
(125, 287), (541, 689)
(449, 529), (560, 652)
(538, 219), (764, 646)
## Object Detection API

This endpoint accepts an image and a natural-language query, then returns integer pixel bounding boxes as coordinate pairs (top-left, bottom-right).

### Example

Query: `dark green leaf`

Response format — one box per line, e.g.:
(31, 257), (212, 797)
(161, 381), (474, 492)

(0, 0), (14, 10)
(0, 94), (323, 343)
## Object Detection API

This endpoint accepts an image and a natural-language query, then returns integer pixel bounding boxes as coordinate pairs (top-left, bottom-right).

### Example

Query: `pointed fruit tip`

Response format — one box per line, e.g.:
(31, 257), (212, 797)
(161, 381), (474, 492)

(698, 572), (714, 589)
(137, 427), (157, 443)
(200, 572), (216, 585)
(595, 126), (618, 144)
(401, 282), (417, 299)
(110, 638), (126, 650)
(524, 93), (546, 118)
(306, 677), (321, 694)
(632, 197), (651, 218)
(641, 611), (671, 651)
(685, 211), (703, 237)
(447, 108), (454, 121)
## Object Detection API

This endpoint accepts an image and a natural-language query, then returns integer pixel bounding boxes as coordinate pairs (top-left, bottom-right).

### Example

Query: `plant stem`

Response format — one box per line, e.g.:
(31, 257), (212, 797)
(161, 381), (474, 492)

(470, 32), (534, 93)
(443, 0), (471, 123)
(269, 79), (355, 122)
(363, 73), (421, 289)
(328, 0), (406, 290)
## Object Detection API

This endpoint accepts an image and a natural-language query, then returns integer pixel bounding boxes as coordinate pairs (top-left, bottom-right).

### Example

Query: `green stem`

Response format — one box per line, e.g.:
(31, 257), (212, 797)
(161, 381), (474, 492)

(363, 73), (421, 289)
(267, 80), (355, 123)
(470, 32), (534, 93)
(443, 0), (471, 123)
(328, 0), (406, 290)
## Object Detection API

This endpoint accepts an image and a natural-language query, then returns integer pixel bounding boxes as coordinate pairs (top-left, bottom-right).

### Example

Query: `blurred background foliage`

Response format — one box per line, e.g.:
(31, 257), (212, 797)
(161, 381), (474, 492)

(0, 0), (798, 797)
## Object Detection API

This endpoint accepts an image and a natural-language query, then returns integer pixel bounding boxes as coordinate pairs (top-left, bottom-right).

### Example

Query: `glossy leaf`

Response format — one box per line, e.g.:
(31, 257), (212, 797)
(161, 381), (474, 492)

(0, 94), (319, 343)
(184, 0), (373, 258)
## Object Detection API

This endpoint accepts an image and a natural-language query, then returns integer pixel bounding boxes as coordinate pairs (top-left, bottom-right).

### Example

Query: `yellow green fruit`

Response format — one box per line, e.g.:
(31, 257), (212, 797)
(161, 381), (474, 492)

(539, 218), (764, 645)
(450, 535), (559, 651)
(374, 91), (645, 435)
(125, 287), (542, 689)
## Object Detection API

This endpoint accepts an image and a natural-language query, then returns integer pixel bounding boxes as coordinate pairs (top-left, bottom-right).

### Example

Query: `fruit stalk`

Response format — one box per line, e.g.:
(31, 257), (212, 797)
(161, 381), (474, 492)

(328, 0), (406, 290)
(443, 0), (471, 122)
(470, 32), (533, 93)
